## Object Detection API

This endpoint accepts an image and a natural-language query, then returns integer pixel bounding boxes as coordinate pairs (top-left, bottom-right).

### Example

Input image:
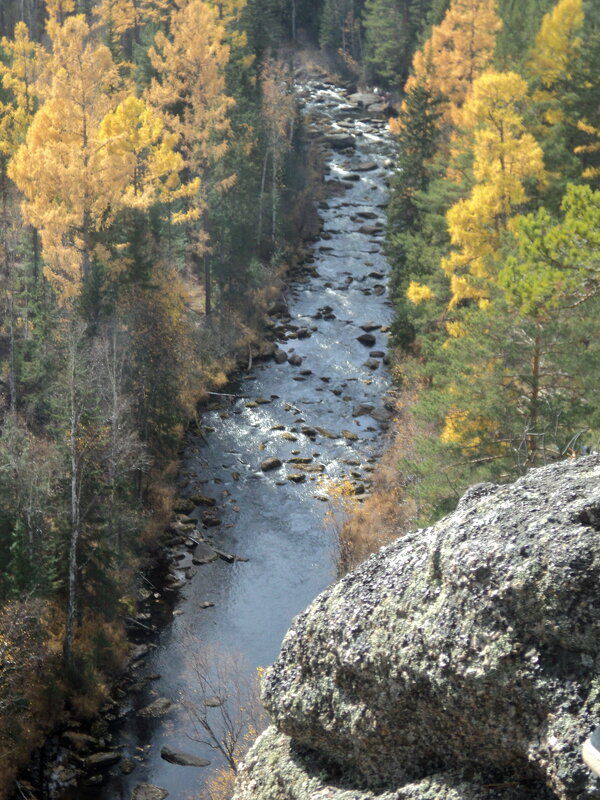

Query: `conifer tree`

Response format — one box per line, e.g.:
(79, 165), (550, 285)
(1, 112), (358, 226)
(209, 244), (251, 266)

(441, 71), (545, 308)
(147, 0), (235, 317)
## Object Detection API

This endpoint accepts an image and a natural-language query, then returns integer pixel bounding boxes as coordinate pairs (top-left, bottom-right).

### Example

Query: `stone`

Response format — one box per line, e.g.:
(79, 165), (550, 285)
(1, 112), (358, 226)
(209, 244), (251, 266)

(287, 473), (306, 483)
(213, 548), (236, 564)
(173, 498), (194, 514)
(233, 728), (535, 800)
(261, 457), (282, 472)
(160, 746), (210, 767)
(352, 160), (377, 171)
(347, 92), (380, 107)
(137, 698), (173, 718)
(315, 427), (339, 440)
(323, 133), (355, 150)
(120, 759), (136, 775)
(132, 785), (169, 800)
(341, 429), (359, 441)
(357, 333), (376, 347)
(274, 349), (288, 364)
(352, 403), (374, 417)
(288, 354), (303, 366)
(84, 752), (121, 770)
(358, 224), (382, 235)
(237, 457), (600, 800)
(363, 358), (379, 370)
(202, 512), (221, 527)
(370, 407), (392, 423)
(191, 542), (219, 565)
(280, 433), (298, 442)
(191, 494), (216, 507)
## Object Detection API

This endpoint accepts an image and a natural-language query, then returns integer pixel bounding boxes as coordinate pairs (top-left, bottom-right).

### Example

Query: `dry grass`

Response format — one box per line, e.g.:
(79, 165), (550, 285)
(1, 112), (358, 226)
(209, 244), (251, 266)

(337, 390), (421, 574)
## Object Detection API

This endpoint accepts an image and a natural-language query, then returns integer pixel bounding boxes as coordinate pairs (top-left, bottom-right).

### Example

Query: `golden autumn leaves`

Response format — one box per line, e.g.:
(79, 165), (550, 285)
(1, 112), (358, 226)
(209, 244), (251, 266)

(401, 0), (590, 315)
(3, 0), (235, 304)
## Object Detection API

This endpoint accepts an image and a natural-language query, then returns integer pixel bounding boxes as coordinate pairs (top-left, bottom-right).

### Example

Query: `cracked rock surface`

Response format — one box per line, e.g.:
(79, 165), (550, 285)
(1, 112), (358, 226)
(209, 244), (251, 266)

(233, 457), (600, 800)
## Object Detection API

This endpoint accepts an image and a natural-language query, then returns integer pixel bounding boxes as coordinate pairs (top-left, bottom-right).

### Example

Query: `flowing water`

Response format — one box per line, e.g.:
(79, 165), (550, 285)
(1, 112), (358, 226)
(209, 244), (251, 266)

(81, 79), (396, 800)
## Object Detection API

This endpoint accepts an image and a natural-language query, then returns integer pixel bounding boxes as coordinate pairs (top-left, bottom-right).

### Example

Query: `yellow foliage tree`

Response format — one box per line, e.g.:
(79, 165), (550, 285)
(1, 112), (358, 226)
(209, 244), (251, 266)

(528, 0), (583, 90)
(441, 71), (545, 308)
(404, 0), (502, 129)
(147, 0), (235, 314)
(93, 0), (172, 42)
(0, 22), (42, 160)
(99, 95), (185, 209)
(45, 0), (76, 23)
(8, 15), (124, 302)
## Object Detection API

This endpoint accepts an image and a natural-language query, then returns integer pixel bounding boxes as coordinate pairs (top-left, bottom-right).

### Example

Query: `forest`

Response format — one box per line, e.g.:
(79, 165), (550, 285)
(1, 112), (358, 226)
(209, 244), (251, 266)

(0, 0), (598, 796)
(382, 0), (600, 524)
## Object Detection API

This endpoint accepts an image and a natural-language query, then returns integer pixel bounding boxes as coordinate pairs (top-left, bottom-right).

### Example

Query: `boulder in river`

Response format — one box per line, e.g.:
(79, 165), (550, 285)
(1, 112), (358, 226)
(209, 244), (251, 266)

(352, 403), (374, 417)
(160, 746), (210, 767)
(233, 456), (600, 800)
(173, 497), (195, 514)
(288, 354), (303, 366)
(137, 698), (173, 718)
(261, 457), (282, 472)
(347, 91), (380, 107)
(370, 407), (393, 423)
(323, 132), (355, 150)
(84, 751), (121, 770)
(352, 160), (377, 171)
(132, 786), (169, 800)
(191, 542), (219, 565)
(363, 358), (380, 370)
(274, 349), (288, 364)
(191, 494), (216, 507)
(357, 333), (376, 347)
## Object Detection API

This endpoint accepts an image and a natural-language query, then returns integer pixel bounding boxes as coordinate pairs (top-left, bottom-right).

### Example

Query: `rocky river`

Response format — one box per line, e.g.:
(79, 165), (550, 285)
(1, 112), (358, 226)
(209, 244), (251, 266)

(49, 75), (398, 800)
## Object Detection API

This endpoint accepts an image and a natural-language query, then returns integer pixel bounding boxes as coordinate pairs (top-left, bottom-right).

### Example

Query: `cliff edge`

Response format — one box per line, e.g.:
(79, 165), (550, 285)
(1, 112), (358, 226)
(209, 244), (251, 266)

(233, 457), (600, 800)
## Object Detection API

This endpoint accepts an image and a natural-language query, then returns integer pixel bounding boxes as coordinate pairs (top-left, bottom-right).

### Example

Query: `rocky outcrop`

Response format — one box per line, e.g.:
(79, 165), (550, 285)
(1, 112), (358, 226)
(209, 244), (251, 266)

(233, 457), (600, 800)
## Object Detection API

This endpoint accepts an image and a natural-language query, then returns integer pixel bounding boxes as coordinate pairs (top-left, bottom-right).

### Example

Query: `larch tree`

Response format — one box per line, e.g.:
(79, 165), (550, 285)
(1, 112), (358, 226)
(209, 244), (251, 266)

(8, 15), (123, 305)
(258, 58), (296, 248)
(441, 71), (545, 309)
(404, 0), (502, 129)
(147, 0), (235, 317)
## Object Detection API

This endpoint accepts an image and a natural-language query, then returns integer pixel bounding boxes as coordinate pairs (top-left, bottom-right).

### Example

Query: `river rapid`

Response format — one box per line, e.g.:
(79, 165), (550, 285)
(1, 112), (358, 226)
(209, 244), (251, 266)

(79, 77), (397, 800)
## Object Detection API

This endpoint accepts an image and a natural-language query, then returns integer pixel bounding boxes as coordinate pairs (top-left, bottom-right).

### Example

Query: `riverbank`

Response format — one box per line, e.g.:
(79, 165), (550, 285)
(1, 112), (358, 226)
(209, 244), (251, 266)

(36, 73), (396, 800)
(3, 60), (337, 800)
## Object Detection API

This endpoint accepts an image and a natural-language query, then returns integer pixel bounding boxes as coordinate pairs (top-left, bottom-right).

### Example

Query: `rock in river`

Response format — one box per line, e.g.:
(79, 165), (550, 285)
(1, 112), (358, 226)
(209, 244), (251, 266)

(233, 456), (600, 800)
(132, 785), (169, 800)
(261, 457), (282, 472)
(84, 752), (121, 770)
(356, 333), (376, 347)
(137, 698), (173, 718)
(160, 746), (210, 768)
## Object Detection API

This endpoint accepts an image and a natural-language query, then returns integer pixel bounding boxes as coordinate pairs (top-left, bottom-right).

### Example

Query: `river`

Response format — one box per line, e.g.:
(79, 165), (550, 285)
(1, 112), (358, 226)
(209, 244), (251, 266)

(79, 76), (396, 800)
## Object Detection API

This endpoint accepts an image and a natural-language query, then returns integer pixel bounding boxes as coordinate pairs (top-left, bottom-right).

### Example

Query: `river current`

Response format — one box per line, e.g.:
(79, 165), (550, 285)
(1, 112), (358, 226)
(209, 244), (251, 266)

(84, 78), (396, 800)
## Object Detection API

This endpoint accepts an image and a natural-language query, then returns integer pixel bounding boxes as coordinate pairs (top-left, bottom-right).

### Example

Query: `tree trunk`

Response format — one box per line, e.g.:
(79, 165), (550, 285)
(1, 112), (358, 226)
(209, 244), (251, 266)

(204, 254), (212, 318)
(527, 331), (541, 462)
(257, 147), (269, 248)
(63, 341), (80, 668)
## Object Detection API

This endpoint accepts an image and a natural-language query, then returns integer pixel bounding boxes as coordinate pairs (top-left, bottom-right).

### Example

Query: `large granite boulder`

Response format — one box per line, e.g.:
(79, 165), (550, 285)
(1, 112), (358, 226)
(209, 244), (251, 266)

(234, 457), (600, 800)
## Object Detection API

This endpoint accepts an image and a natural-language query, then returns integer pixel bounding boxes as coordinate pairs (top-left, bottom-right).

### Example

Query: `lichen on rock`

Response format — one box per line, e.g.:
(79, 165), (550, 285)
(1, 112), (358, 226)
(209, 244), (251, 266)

(233, 457), (600, 800)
